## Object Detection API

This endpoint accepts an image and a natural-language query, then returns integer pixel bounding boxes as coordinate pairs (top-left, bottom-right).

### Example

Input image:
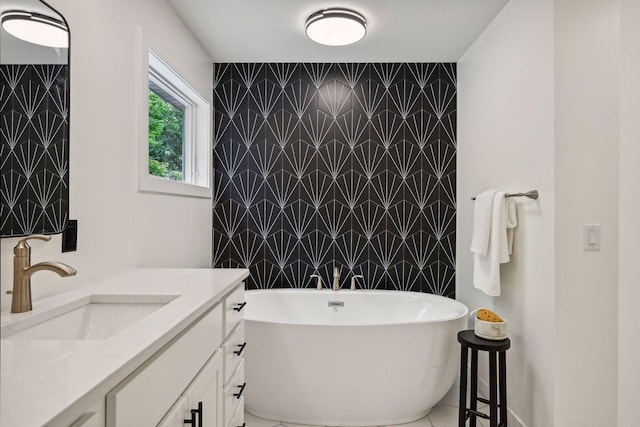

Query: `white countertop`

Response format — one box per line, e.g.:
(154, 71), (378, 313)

(0, 268), (250, 427)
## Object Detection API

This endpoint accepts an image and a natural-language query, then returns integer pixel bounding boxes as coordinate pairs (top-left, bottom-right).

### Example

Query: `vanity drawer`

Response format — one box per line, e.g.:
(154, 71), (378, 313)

(223, 321), (245, 385)
(223, 359), (245, 427)
(229, 396), (245, 427)
(106, 303), (223, 427)
(224, 284), (245, 336)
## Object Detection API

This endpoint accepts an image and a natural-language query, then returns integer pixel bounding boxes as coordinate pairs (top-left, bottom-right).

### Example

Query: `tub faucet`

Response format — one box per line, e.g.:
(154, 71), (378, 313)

(351, 274), (364, 290)
(8, 235), (77, 313)
(310, 274), (323, 289)
(333, 266), (341, 291)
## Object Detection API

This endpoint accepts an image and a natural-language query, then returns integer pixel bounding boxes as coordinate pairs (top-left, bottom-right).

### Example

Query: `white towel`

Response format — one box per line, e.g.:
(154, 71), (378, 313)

(472, 191), (518, 296)
(506, 198), (517, 255)
(470, 189), (498, 255)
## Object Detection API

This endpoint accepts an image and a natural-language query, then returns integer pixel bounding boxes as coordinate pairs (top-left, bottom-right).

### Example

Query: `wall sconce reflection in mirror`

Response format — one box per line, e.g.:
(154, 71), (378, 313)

(0, 0), (70, 237)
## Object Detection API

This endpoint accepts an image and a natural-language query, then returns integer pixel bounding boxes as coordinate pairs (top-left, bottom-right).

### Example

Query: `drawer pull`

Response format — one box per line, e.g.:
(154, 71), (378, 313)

(184, 401), (202, 426)
(238, 423), (246, 427)
(184, 409), (195, 425)
(233, 302), (247, 312)
(233, 342), (247, 356)
(233, 382), (247, 399)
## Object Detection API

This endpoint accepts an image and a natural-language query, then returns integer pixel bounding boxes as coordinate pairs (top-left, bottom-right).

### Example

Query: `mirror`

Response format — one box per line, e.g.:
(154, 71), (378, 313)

(0, 0), (69, 237)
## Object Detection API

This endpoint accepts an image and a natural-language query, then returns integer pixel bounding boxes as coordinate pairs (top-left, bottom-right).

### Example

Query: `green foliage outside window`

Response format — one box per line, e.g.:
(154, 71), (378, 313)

(148, 91), (184, 181)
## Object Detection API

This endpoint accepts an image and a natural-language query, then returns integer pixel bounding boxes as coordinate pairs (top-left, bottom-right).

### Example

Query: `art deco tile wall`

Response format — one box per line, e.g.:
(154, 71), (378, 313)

(213, 63), (456, 296)
(1, 64), (69, 237)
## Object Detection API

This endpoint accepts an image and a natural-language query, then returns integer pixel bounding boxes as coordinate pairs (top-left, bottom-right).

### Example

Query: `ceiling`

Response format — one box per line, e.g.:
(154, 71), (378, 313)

(167, 0), (509, 63)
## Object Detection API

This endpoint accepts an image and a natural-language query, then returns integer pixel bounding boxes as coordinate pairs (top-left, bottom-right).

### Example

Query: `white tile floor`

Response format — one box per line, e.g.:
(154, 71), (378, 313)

(244, 385), (490, 427)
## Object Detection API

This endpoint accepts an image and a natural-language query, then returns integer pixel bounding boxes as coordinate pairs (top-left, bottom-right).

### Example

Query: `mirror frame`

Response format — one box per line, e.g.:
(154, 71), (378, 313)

(0, 0), (70, 238)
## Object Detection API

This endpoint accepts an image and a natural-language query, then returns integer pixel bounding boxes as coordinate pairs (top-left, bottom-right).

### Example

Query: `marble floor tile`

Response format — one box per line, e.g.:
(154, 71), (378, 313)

(245, 384), (492, 427)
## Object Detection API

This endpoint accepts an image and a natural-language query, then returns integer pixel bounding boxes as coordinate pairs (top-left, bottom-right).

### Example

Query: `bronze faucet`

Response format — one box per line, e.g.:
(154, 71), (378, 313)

(8, 235), (77, 313)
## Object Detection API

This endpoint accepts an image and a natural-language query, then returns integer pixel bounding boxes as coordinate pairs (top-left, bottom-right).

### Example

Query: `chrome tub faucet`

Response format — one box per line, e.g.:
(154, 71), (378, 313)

(351, 274), (364, 290)
(8, 235), (77, 313)
(333, 266), (341, 291)
(310, 274), (323, 289)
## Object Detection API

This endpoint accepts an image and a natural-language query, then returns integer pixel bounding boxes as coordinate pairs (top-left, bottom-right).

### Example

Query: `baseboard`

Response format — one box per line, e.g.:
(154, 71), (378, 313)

(477, 376), (526, 427)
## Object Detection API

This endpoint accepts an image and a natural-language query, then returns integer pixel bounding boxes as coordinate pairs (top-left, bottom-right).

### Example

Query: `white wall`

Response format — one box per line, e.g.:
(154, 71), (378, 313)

(0, 0), (213, 310)
(461, 0), (622, 426)
(618, 0), (640, 424)
(457, 0), (555, 425)
(554, 0), (619, 425)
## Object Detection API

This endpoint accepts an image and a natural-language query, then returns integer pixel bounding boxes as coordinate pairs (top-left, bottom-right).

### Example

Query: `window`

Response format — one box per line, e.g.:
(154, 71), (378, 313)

(138, 50), (210, 198)
(148, 87), (185, 181)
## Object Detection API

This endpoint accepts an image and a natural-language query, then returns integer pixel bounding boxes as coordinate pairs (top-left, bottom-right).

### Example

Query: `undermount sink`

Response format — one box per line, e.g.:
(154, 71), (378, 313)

(1, 294), (178, 341)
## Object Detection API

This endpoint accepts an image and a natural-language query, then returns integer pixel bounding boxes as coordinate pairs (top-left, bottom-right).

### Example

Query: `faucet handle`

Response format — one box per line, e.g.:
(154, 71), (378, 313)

(17, 234), (51, 245)
(351, 275), (364, 290)
(310, 274), (323, 290)
(14, 234), (52, 256)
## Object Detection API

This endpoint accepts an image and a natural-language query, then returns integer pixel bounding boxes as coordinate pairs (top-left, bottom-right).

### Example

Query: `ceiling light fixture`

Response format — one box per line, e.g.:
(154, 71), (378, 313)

(305, 8), (366, 46)
(1, 10), (68, 48)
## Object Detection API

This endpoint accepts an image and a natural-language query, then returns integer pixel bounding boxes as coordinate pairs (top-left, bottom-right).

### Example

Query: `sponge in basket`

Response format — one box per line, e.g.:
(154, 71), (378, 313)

(477, 308), (503, 322)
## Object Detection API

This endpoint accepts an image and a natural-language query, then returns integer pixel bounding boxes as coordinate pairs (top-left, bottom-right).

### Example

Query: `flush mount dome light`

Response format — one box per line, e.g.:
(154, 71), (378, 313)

(305, 8), (366, 46)
(1, 10), (68, 48)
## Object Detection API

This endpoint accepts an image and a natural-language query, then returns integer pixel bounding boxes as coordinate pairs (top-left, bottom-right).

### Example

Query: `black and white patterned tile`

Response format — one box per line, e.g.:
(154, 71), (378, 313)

(213, 63), (456, 296)
(0, 64), (69, 237)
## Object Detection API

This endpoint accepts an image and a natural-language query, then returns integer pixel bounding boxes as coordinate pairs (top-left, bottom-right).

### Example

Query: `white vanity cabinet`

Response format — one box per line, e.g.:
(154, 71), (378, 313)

(105, 282), (245, 427)
(1, 269), (251, 427)
(222, 285), (246, 427)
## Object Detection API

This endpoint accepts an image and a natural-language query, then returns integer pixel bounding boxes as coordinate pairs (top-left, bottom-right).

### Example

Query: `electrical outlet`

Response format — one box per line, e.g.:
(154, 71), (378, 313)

(62, 219), (78, 252)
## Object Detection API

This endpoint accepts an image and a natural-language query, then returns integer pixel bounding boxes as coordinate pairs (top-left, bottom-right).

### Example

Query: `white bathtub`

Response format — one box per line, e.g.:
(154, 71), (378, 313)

(244, 289), (468, 426)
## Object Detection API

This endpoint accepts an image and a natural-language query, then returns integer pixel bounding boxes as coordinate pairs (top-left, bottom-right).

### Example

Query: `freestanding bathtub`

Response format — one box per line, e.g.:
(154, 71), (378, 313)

(243, 289), (468, 426)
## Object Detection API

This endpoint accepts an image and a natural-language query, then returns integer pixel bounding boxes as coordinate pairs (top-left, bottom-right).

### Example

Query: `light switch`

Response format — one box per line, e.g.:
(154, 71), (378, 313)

(584, 224), (601, 251)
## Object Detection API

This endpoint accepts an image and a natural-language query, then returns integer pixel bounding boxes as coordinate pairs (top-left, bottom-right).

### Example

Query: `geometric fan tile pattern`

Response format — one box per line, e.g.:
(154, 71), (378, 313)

(213, 63), (456, 297)
(1, 64), (69, 237)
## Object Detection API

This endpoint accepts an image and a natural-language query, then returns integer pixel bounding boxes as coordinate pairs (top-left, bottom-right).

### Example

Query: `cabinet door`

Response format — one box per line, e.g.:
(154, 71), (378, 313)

(184, 349), (223, 427)
(69, 412), (101, 427)
(157, 397), (189, 427)
(106, 304), (222, 427)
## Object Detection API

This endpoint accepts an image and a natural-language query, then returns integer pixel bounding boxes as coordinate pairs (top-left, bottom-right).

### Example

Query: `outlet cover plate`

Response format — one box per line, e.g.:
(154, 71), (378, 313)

(62, 219), (78, 252)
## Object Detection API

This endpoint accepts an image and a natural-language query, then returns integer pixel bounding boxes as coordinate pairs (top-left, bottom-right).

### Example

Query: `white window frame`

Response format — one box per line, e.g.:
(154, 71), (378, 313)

(138, 48), (210, 198)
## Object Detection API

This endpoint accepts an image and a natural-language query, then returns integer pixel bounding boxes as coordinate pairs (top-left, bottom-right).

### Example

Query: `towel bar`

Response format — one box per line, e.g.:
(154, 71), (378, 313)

(471, 190), (538, 201)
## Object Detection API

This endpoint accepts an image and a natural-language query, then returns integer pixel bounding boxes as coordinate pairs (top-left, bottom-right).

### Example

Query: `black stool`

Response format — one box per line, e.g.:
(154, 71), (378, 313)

(457, 330), (510, 427)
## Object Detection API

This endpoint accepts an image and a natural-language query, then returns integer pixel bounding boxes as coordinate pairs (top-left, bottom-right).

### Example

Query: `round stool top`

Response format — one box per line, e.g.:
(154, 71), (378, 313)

(458, 329), (511, 352)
